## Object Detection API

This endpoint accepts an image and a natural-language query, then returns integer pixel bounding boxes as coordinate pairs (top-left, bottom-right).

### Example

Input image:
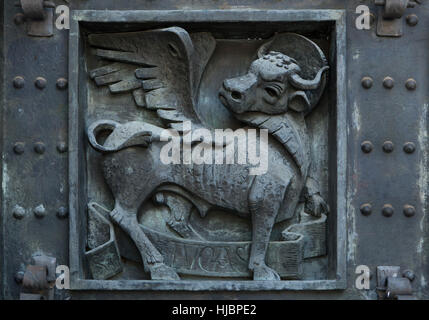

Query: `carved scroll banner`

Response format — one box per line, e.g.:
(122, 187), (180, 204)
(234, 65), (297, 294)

(143, 226), (304, 279)
(283, 211), (327, 259)
(85, 203), (123, 280)
(86, 202), (327, 280)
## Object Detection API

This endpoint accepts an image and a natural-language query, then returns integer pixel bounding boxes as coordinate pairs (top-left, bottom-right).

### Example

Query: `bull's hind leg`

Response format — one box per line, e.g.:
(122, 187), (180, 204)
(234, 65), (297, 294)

(248, 176), (287, 280)
(110, 202), (180, 280)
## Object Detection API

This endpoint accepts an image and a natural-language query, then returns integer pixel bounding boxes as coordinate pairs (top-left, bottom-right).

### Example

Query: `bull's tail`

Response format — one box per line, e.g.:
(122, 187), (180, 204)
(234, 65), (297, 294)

(87, 119), (164, 153)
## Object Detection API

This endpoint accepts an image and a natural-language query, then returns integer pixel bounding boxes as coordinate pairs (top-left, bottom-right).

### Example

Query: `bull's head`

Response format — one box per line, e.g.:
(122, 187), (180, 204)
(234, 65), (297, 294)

(219, 51), (328, 115)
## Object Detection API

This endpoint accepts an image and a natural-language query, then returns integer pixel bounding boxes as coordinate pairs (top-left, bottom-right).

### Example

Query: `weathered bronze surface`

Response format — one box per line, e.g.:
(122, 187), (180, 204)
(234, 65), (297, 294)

(1, 0), (428, 300)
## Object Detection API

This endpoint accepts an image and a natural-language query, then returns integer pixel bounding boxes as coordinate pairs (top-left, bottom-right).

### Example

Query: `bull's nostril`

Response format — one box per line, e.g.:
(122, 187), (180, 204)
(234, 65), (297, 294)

(231, 91), (242, 100)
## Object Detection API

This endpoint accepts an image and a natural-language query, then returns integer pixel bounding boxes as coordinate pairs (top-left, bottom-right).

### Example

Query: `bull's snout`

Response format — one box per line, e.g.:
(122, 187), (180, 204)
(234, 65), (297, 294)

(219, 74), (257, 114)
(223, 79), (244, 102)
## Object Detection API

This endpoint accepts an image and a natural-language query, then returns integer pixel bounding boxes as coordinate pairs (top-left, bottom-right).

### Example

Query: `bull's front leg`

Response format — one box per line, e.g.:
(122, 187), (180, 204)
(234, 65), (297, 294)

(110, 203), (180, 280)
(248, 176), (285, 280)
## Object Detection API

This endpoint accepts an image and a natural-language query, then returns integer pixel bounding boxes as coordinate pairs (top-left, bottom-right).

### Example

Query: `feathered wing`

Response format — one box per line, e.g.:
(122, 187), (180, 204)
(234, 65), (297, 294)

(88, 27), (216, 131)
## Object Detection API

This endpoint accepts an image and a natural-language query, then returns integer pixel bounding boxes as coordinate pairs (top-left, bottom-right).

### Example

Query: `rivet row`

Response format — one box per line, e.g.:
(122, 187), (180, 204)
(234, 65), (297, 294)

(361, 141), (415, 154)
(13, 142), (68, 155)
(12, 76), (68, 90)
(12, 204), (68, 219)
(361, 76), (416, 90)
(360, 203), (416, 217)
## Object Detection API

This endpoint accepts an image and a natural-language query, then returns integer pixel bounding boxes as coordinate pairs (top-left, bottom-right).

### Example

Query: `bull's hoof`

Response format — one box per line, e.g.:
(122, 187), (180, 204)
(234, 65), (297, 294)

(149, 263), (180, 281)
(253, 264), (281, 281)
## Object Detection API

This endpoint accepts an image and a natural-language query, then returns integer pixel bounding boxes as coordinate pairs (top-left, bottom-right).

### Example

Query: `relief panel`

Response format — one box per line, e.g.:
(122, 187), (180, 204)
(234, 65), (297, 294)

(68, 9), (346, 291)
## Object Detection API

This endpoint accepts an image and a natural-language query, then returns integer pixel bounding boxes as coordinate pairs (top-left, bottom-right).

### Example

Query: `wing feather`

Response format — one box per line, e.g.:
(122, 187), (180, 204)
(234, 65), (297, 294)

(88, 27), (216, 130)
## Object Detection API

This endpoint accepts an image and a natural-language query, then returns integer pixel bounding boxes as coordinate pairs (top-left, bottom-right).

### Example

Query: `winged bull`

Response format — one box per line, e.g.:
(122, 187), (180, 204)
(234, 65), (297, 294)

(86, 28), (329, 280)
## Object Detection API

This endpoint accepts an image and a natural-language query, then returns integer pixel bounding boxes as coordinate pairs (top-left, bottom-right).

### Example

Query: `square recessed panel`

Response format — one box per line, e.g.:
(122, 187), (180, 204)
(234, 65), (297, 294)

(69, 9), (346, 291)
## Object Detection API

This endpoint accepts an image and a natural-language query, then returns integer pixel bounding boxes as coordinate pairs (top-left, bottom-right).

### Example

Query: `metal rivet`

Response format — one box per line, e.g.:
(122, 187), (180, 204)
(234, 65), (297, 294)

(13, 76), (25, 89)
(34, 142), (45, 154)
(13, 142), (25, 155)
(403, 204), (415, 217)
(406, 14), (418, 26)
(57, 142), (68, 153)
(383, 77), (394, 89)
(14, 13), (25, 25)
(361, 141), (373, 153)
(382, 141), (394, 153)
(360, 203), (372, 216)
(382, 204), (394, 217)
(14, 271), (25, 284)
(403, 270), (415, 281)
(35, 77), (47, 89)
(57, 207), (69, 219)
(12, 205), (26, 220)
(405, 78), (417, 90)
(33, 204), (46, 218)
(403, 142), (415, 154)
(56, 78), (68, 90)
(361, 77), (373, 89)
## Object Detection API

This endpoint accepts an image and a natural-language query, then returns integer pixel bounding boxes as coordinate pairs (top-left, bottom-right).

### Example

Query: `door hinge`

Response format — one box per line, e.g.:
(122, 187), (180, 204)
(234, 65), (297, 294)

(376, 266), (416, 299)
(18, 254), (57, 300)
(375, 0), (420, 37)
(14, 0), (55, 37)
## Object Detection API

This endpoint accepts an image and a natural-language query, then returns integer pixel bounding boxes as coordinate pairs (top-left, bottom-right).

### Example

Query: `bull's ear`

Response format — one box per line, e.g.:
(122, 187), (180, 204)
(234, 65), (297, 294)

(288, 91), (310, 113)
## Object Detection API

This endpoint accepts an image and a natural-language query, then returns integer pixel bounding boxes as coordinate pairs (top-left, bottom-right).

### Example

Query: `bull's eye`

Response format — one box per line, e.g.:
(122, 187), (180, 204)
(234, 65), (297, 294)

(265, 87), (277, 97)
(264, 85), (281, 98)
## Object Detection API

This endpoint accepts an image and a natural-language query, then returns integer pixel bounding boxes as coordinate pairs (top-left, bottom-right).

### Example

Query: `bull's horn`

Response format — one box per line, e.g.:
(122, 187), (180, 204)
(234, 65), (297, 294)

(257, 39), (273, 58)
(289, 66), (329, 90)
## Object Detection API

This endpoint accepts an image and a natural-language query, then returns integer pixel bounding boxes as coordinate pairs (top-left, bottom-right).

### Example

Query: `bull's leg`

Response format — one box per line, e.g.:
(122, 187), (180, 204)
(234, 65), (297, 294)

(248, 176), (285, 280)
(110, 202), (180, 280)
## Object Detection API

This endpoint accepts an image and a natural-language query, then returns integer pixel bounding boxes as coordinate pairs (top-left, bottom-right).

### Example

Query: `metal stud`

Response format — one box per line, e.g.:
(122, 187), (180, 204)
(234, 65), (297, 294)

(403, 142), (415, 154)
(383, 77), (394, 89)
(13, 76), (25, 89)
(14, 13), (25, 25)
(12, 205), (26, 220)
(361, 77), (373, 89)
(13, 142), (25, 155)
(360, 203), (372, 216)
(403, 270), (415, 281)
(406, 14), (418, 26)
(33, 204), (46, 218)
(56, 78), (68, 90)
(361, 141), (373, 153)
(35, 77), (47, 89)
(405, 78), (417, 90)
(57, 142), (68, 153)
(57, 207), (69, 219)
(14, 271), (25, 284)
(34, 142), (45, 154)
(382, 204), (394, 217)
(382, 141), (394, 153)
(403, 204), (415, 217)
